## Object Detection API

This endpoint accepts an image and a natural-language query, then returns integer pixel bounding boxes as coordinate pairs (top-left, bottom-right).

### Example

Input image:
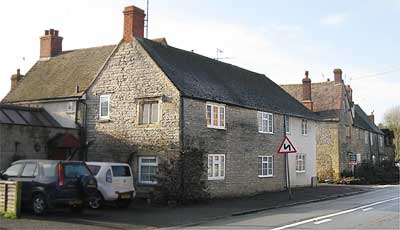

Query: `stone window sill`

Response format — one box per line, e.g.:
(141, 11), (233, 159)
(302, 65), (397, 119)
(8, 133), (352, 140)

(98, 119), (111, 123)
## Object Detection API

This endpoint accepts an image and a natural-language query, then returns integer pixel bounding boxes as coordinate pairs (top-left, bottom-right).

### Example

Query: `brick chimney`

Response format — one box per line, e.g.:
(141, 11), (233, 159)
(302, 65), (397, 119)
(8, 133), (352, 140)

(40, 29), (63, 58)
(10, 69), (24, 90)
(333, 68), (343, 83)
(123, 5), (145, 43)
(368, 112), (375, 123)
(301, 71), (313, 111)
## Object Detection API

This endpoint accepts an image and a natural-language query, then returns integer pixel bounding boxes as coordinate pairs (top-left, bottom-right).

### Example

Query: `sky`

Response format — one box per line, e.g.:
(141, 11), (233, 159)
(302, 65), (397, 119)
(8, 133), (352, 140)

(0, 0), (399, 123)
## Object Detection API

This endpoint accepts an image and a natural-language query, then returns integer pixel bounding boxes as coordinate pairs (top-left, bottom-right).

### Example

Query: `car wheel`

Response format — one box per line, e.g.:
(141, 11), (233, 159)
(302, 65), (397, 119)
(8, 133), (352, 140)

(70, 205), (84, 213)
(116, 199), (131, 208)
(32, 194), (47, 215)
(88, 192), (103, 209)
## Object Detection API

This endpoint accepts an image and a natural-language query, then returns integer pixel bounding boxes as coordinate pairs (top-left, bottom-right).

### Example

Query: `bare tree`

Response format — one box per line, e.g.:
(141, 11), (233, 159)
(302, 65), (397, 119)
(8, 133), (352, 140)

(383, 105), (400, 160)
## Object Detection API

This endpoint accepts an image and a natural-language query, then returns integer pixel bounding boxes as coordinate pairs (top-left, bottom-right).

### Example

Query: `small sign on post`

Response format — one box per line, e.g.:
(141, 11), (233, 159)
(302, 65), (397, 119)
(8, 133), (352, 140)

(277, 136), (297, 154)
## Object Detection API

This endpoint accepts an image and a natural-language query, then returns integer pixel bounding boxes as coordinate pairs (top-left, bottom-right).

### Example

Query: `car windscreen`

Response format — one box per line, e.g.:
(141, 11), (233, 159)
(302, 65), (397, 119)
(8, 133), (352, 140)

(63, 163), (91, 178)
(3, 163), (24, 177)
(87, 165), (101, 176)
(41, 163), (57, 178)
(111, 165), (131, 177)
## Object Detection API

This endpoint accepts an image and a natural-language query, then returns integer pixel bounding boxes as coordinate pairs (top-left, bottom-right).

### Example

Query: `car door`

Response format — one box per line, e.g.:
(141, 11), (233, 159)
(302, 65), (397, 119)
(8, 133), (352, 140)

(19, 163), (39, 204)
(111, 165), (133, 196)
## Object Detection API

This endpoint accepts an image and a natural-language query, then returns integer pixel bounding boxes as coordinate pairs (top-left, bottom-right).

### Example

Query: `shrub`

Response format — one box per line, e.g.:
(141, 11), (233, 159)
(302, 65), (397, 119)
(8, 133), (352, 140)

(355, 160), (399, 184)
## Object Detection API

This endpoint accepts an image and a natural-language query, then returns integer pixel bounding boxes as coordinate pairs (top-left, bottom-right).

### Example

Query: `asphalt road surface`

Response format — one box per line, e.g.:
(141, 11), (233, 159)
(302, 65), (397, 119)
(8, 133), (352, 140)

(176, 185), (400, 230)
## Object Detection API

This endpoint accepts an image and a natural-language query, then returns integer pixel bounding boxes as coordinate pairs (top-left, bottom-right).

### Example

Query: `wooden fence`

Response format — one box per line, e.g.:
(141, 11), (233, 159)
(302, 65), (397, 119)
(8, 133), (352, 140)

(0, 181), (21, 218)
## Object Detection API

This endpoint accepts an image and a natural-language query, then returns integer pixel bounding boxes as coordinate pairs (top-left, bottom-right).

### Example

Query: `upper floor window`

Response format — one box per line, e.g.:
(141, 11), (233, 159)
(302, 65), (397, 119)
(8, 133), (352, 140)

(284, 115), (290, 134)
(301, 119), (308, 135)
(365, 131), (369, 144)
(99, 95), (110, 119)
(345, 126), (351, 138)
(206, 103), (225, 129)
(379, 135), (383, 147)
(208, 154), (225, 180)
(258, 112), (273, 134)
(140, 101), (159, 125)
(370, 133), (374, 146)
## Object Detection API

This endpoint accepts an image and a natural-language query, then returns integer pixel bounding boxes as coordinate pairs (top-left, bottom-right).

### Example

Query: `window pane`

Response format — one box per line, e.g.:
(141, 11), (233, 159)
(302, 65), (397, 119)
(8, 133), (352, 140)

(112, 166), (131, 177)
(213, 106), (218, 126)
(88, 165), (101, 176)
(4, 164), (24, 177)
(151, 103), (158, 123)
(142, 103), (149, 124)
(64, 163), (90, 178)
(42, 163), (57, 178)
(100, 96), (109, 117)
(141, 158), (157, 164)
(21, 163), (37, 177)
(207, 105), (212, 126)
(220, 156), (225, 176)
(214, 163), (219, 177)
(219, 107), (225, 127)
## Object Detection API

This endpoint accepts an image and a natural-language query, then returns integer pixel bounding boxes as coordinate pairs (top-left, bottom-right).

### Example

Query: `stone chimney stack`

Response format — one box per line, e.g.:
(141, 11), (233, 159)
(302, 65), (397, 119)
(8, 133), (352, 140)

(123, 5), (145, 43)
(40, 29), (63, 59)
(10, 69), (24, 90)
(334, 68), (343, 83)
(301, 71), (313, 111)
(368, 112), (375, 123)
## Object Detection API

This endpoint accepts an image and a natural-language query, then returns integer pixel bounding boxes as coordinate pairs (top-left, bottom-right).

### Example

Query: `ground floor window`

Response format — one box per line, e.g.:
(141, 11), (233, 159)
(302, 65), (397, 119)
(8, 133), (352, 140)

(208, 154), (225, 180)
(138, 156), (158, 184)
(296, 153), (306, 172)
(258, 156), (273, 177)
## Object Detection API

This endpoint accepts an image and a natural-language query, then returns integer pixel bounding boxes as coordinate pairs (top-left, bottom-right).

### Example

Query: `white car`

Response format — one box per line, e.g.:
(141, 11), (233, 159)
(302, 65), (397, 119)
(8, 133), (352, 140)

(86, 162), (136, 209)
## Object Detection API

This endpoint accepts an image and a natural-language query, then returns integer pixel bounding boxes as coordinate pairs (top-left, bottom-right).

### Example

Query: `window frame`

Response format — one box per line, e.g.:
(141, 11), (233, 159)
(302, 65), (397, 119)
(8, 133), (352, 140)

(207, 154), (225, 180)
(258, 155), (274, 177)
(370, 133), (374, 146)
(301, 119), (308, 136)
(99, 94), (111, 120)
(21, 163), (38, 178)
(284, 115), (290, 134)
(295, 153), (306, 173)
(258, 111), (274, 134)
(206, 103), (226, 129)
(138, 156), (158, 184)
(139, 101), (160, 125)
(365, 131), (369, 144)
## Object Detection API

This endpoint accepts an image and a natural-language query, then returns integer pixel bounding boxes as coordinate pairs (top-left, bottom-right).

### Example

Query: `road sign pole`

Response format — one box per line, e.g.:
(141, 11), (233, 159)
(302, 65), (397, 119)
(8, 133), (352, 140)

(283, 116), (292, 200)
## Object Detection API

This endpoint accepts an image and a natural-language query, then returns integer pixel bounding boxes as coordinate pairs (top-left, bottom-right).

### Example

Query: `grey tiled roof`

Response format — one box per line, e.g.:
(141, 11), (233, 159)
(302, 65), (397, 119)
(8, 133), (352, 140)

(137, 38), (318, 120)
(353, 104), (383, 134)
(3, 45), (116, 102)
(0, 104), (61, 128)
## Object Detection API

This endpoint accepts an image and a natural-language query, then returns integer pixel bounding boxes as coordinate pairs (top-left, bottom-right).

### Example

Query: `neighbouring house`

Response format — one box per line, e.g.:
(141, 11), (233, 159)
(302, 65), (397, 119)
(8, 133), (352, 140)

(281, 70), (385, 179)
(2, 5), (318, 197)
(0, 104), (79, 169)
(381, 128), (396, 161)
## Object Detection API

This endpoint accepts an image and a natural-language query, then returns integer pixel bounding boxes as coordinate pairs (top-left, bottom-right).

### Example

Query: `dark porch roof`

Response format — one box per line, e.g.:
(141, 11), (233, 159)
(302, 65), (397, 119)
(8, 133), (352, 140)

(0, 104), (61, 128)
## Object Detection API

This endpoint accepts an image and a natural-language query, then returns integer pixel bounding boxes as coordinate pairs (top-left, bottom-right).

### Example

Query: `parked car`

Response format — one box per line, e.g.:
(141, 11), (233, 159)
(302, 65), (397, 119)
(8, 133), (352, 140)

(0, 160), (97, 215)
(86, 162), (136, 209)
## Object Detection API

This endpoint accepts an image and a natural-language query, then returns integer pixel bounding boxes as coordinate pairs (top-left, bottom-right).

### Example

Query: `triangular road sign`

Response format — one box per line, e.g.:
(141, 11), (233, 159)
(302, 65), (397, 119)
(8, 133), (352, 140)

(277, 135), (297, 154)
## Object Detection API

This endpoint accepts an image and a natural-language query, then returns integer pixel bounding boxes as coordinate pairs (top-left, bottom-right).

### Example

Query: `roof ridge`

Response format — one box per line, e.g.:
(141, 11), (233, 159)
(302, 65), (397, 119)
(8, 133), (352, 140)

(61, 44), (117, 53)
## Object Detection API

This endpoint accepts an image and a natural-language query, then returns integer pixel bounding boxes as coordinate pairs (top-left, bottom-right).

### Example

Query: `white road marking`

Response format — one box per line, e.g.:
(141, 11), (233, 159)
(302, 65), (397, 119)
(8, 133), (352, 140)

(362, 207), (373, 212)
(314, 219), (332, 224)
(271, 196), (400, 230)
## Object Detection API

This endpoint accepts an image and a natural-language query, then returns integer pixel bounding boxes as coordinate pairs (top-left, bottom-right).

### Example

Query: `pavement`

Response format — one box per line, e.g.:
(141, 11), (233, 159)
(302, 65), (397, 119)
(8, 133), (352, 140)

(171, 185), (400, 230)
(0, 184), (386, 230)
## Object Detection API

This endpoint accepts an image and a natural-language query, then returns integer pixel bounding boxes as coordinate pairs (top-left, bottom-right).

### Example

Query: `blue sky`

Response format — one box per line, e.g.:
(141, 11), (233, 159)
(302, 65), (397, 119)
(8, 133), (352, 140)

(0, 0), (399, 123)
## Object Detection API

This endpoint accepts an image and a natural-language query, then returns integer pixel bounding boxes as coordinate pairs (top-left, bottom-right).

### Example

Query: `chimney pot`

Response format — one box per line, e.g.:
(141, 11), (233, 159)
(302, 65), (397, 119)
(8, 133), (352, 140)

(334, 68), (343, 83)
(10, 69), (24, 91)
(123, 5), (146, 43)
(302, 70), (313, 111)
(45, 30), (49, 35)
(368, 112), (375, 123)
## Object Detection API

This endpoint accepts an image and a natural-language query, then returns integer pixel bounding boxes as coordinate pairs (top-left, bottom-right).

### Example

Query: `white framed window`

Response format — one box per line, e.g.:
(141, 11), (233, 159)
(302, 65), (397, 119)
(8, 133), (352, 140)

(301, 119), (308, 135)
(99, 95), (110, 119)
(138, 156), (158, 184)
(206, 103), (225, 129)
(370, 133), (374, 146)
(345, 126), (351, 137)
(208, 154), (225, 180)
(258, 112), (273, 134)
(296, 153), (306, 172)
(356, 153), (362, 163)
(140, 101), (159, 124)
(365, 131), (369, 144)
(379, 136), (383, 147)
(284, 115), (290, 134)
(258, 156), (273, 177)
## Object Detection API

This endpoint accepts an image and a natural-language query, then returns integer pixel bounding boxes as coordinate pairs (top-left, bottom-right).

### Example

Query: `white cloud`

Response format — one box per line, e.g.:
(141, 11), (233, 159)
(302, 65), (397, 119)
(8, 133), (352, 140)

(320, 13), (347, 26)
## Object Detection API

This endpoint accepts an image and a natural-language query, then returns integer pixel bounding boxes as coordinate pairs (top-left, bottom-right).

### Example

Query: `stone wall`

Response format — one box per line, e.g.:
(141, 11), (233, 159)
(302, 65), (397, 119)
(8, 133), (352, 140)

(85, 40), (181, 194)
(316, 121), (339, 179)
(0, 124), (77, 170)
(182, 97), (286, 197)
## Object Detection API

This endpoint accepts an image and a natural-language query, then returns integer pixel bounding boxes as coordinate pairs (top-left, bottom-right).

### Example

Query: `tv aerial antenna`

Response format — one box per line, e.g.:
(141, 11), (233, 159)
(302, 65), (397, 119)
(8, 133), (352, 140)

(144, 0), (149, 38)
(215, 48), (235, 61)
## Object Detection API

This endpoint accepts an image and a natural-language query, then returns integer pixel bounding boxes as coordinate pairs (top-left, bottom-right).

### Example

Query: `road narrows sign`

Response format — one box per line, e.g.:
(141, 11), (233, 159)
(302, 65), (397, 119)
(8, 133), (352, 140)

(277, 135), (297, 154)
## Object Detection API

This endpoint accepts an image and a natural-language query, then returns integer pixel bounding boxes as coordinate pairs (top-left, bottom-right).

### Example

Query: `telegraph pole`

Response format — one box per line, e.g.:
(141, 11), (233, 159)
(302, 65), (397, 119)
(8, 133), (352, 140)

(283, 115), (292, 200)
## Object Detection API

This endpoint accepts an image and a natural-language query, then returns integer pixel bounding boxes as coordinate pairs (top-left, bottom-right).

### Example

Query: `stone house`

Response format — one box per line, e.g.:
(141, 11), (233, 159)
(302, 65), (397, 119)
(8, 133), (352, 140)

(281, 70), (385, 179)
(381, 128), (396, 161)
(2, 5), (319, 197)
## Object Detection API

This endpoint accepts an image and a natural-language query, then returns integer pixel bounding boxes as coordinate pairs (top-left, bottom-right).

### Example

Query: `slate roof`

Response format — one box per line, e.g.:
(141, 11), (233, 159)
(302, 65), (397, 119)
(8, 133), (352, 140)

(3, 45), (116, 102)
(353, 104), (383, 134)
(137, 38), (318, 120)
(0, 104), (62, 128)
(280, 81), (343, 118)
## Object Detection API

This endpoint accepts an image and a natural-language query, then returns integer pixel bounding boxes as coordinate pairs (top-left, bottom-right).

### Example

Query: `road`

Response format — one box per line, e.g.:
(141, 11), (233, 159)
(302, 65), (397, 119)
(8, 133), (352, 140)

(175, 185), (400, 230)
